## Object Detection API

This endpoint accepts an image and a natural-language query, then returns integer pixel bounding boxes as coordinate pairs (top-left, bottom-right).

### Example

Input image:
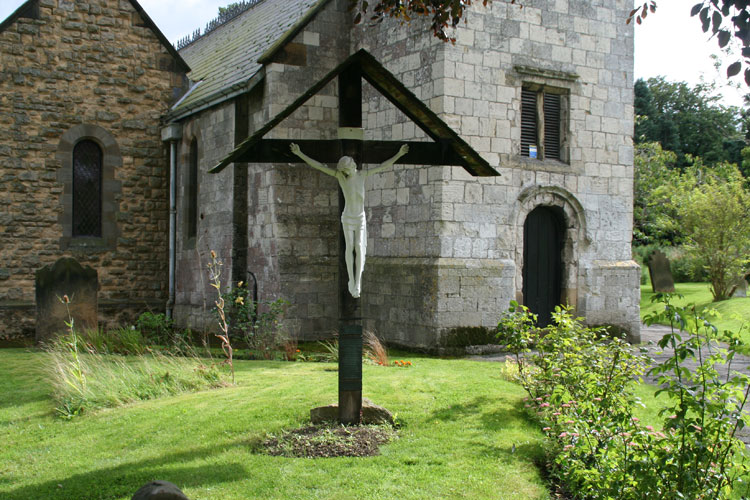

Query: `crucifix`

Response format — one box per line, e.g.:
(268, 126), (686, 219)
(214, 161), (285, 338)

(289, 142), (409, 299)
(210, 49), (498, 425)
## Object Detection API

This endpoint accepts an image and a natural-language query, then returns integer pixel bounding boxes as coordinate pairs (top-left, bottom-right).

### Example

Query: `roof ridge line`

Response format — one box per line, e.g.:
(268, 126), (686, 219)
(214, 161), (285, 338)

(175, 0), (267, 51)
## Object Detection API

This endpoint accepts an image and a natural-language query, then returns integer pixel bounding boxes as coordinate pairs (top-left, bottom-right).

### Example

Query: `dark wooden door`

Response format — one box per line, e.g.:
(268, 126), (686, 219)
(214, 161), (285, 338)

(523, 207), (563, 327)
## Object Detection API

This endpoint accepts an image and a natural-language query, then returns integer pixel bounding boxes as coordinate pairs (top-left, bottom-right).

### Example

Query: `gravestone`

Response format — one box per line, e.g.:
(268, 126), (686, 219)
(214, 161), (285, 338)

(732, 275), (748, 298)
(35, 257), (98, 343)
(648, 250), (675, 293)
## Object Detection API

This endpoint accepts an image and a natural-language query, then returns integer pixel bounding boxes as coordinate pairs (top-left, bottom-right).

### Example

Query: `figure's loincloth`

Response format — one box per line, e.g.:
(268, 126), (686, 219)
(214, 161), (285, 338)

(341, 212), (367, 249)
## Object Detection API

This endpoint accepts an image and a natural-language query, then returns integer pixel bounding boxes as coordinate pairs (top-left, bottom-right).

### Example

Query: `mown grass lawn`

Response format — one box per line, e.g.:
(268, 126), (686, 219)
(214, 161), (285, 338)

(641, 283), (750, 339)
(0, 349), (550, 500)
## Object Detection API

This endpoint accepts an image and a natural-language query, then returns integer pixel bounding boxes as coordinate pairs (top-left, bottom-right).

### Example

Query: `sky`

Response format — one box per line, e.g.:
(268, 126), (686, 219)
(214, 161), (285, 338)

(0, 0), (746, 107)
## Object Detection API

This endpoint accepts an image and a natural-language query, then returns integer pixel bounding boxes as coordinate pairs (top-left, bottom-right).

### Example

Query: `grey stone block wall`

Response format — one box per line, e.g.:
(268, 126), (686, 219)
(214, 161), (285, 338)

(173, 101), (235, 331)
(350, 0), (640, 341)
(173, 0), (641, 343)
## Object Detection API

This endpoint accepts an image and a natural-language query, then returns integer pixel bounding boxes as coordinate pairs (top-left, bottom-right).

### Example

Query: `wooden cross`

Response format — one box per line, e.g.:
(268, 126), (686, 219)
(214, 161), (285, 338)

(211, 49), (498, 424)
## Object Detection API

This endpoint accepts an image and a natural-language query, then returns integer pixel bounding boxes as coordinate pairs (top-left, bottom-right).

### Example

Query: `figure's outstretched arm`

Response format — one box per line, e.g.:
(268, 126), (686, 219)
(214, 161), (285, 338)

(290, 143), (337, 177)
(366, 144), (409, 177)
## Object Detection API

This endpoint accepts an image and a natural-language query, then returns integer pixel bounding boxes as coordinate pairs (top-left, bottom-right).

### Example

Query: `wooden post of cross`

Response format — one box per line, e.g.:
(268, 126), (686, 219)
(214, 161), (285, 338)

(337, 64), (363, 425)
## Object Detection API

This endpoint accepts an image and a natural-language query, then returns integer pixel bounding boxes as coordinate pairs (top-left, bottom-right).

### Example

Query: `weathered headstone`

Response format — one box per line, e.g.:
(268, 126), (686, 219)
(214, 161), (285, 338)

(132, 481), (189, 500)
(35, 257), (98, 343)
(731, 275), (748, 298)
(648, 250), (675, 293)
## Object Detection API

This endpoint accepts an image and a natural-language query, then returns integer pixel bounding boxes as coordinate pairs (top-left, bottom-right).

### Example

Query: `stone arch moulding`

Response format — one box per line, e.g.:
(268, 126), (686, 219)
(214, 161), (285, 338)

(57, 124), (122, 251)
(513, 185), (590, 312)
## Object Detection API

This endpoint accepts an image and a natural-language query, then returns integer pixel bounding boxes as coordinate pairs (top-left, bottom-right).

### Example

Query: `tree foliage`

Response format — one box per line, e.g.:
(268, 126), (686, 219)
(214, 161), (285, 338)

(654, 162), (750, 301)
(635, 77), (742, 167)
(348, 0), (517, 42)
(633, 142), (679, 245)
(630, 1), (750, 85)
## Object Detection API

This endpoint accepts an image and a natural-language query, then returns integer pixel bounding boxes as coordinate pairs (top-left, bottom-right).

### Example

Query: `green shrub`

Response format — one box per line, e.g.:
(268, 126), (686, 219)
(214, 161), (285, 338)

(501, 299), (750, 499)
(666, 246), (709, 283)
(135, 311), (174, 345)
(219, 281), (290, 359)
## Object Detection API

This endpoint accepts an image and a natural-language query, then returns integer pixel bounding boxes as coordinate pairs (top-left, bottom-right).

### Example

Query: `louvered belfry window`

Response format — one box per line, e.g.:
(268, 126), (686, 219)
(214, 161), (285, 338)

(521, 87), (563, 161)
(72, 139), (103, 237)
(543, 93), (561, 160)
(521, 88), (538, 157)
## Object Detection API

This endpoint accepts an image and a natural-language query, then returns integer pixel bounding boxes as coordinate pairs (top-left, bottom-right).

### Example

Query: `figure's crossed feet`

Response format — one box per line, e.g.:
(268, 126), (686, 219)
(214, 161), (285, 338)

(348, 279), (361, 298)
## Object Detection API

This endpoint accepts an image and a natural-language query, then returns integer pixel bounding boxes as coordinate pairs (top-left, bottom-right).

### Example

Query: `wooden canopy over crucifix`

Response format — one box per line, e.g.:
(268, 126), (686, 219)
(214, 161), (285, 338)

(210, 49), (499, 176)
(211, 48), (498, 424)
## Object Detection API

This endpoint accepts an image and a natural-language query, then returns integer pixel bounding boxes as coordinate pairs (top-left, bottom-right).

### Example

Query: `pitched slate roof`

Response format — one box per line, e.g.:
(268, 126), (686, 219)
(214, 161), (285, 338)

(171, 0), (326, 119)
(0, 0), (189, 72)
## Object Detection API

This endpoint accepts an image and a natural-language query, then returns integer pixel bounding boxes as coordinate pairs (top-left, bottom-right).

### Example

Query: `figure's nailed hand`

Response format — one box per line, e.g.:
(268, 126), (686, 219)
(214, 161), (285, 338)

(399, 144), (409, 156)
(290, 143), (301, 156)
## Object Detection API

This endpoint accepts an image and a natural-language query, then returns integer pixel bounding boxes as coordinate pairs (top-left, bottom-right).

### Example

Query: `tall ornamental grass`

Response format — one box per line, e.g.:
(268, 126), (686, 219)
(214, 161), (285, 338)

(45, 299), (226, 418)
(46, 334), (226, 418)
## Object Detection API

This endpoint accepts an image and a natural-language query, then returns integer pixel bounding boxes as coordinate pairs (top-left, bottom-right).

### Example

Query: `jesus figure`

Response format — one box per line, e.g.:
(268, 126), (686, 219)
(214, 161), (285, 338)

(289, 143), (409, 298)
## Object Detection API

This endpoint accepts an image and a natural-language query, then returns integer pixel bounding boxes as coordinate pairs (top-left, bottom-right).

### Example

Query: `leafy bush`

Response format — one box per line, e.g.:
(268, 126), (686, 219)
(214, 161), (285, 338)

(501, 299), (750, 499)
(219, 281), (255, 342)
(251, 298), (290, 357)
(653, 161), (750, 301)
(135, 311), (174, 345)
(667, 246), (709, 283)
(219, 281), (290, 359)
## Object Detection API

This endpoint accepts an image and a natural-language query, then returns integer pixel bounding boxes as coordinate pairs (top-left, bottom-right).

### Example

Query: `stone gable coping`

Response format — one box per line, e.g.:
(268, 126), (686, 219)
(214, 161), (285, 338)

(0, 0), (39, 35)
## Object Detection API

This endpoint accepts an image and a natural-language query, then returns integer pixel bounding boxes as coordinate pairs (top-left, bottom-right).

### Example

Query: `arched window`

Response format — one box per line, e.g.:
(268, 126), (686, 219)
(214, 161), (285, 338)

(72, 139), (103, 237)
(187, 138), (198, 239)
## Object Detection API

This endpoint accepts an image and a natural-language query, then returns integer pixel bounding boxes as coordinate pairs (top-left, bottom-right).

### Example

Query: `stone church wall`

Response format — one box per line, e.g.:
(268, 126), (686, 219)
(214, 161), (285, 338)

(173, 0), (640, 346)
(251, 1), (352, 339)
(172, 0), (352, 339)
(351, 0), (640, 346)
(172, 101), (235, 332)
(0, 0), (185, 339)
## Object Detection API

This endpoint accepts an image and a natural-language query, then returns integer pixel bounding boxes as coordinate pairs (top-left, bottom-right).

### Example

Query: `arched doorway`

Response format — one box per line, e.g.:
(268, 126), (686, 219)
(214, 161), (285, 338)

(523, 206), (564, 327)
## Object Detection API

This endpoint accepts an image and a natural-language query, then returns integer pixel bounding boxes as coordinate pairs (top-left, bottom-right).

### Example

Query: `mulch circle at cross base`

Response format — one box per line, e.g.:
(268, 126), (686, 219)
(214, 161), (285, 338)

(262, 423), (397, 458)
